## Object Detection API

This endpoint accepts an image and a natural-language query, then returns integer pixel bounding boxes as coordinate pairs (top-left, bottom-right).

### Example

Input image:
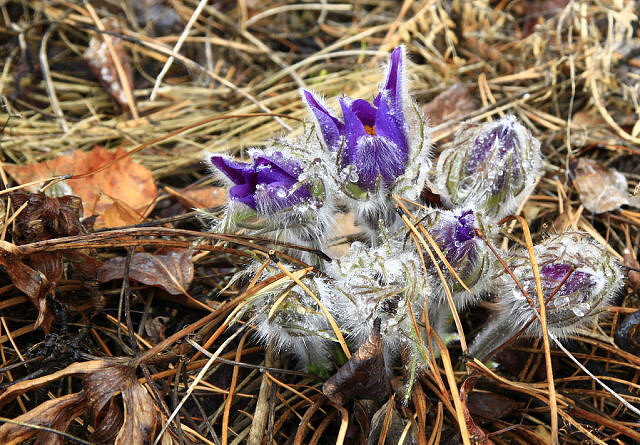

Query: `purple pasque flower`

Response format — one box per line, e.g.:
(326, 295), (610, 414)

(469, 231), (623, 360)
(435, 115), (543, 222)
(210, 151), (311, 213)
(426, 208), (491, 300)
(302, 47), (409, 191)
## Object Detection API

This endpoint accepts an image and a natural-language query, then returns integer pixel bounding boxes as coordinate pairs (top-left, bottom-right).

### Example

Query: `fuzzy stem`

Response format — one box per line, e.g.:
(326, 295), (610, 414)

(468, 315), (520, 362)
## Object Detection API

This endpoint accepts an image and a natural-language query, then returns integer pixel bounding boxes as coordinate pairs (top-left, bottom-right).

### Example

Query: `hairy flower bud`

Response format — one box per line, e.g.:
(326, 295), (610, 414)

(435, 115), (543, 222)
(469, 231), (623, 360)
(323, 241), (431, 368)
(208, 145), (332, 254)
(231, 262), (332, 370)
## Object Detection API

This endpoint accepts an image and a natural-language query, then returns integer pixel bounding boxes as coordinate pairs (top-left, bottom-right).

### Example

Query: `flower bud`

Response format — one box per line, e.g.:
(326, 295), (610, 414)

(469, 231), (623, 360)
(323, 241), (431, 368)
(208, 145), (332, 255)
(435, 115), (543, 222)
(232, 262), (332, 370)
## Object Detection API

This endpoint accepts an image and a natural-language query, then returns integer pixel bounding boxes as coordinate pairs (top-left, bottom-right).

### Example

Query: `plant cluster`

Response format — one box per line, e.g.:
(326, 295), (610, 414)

(208, 47), (623, 386)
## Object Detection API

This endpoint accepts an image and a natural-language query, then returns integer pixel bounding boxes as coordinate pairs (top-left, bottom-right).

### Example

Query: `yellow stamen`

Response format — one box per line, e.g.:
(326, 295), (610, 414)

(364, 125), (376, 135)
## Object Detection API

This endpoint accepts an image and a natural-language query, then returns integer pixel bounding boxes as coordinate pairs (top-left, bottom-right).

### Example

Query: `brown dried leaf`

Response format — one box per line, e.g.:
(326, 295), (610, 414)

(623, 249), (640, 291)
(174, 186), (227, 210)
(0, 240), (54, 330)
(0, 392), (86, 445)
(97, 248), (194, 295)
(571, 158), (640, 213)
(422, 82), (478, 126)
(5, 146), (158, 218)
(0, 360), (176, 445)
(103, 198), (144, 228)
(0, 360), (109, 408)
(366, 400), (415, 445)
(84, 18), (135, 109)
(323, 318), (390, 405)
(459, 376), (494, 445)
(10, 192), (84, 243)
(83, 362), (176, 445)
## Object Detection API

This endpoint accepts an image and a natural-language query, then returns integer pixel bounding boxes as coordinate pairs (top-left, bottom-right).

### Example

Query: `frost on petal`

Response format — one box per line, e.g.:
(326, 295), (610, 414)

(435, 115), (543, 222)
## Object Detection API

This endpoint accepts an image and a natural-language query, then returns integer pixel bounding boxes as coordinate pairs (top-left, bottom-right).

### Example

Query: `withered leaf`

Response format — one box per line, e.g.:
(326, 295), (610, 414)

(103, 198), (144, 228)
(422, 82), (479, 127)
(10, 192), (84, 243)
(323, 318), (390, 405)
(0, 360), (177, 445)
(615, 310), (640, 354)
(0, 240), (55, 330)
(367, 400), (416, 445)
(459, 376), (494, 445)
(623, 248), (640, 291)
(84, 18), (136, 110)
(98, 248), (194, 295)
(0, 392), (86, 445)
(5, 146), (158, 220)
(570, 158), (640, 213)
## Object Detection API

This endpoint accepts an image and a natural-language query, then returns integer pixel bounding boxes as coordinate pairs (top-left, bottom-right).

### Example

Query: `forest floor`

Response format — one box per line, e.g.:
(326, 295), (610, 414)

(0, 1), (639, 444)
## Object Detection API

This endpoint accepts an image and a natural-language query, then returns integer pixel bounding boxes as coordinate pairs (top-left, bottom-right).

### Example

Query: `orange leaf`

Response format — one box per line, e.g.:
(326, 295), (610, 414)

(103, 198), (144, 228)
(5, 146), (158, 218)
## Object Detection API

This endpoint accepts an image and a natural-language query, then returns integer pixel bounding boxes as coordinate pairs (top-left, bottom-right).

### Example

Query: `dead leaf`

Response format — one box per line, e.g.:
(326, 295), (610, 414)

(5, 146), (158, 218)
(84, 18), (136, 110)
(623, 248), (640, 291)
(10, 192), (84, 243)
(172, 186), (227, 209)
(422, 82), (479, 127)
(103, 198), (144, 227)
(367, 400), (415, 445)
(615, 310), (640, 354)
(323, 317), (390, 405)
(0, 240), (55, 330)
(0, 360), (177, 445)
(459, 376), (494, 445)
(97, 248), (193, 295)
(0, 392), (86, 445)
(571, 158), (640, 213)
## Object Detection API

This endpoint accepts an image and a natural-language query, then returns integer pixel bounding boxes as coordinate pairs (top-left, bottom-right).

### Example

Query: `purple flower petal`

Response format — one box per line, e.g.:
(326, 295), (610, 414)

(454, 210), (476, 243)
(303, 90), (344, 150)
(339, 97), (368, 166)
(229, 183), (257, 208)
(351, 99), (377, 127)
(210, 156), (258, 209)
(351, 136), (405, 189)
(374, 97), (408, 166)
(540, 263), (596, 297)
(210, 156), (254, 186)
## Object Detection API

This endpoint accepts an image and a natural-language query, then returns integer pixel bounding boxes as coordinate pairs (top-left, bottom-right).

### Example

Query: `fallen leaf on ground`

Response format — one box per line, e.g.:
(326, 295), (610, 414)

(0, 240), (55, 330)
(570, 158), (640, 213)
(5, 146), (158, 219)
(323, 317), (389, 405)
(103, 198), (145, 227)
(0, 392), (86, 445)
(422, 82), (478, 126)
(97, 248), (194, 296)
(174, 186), (227, 209)
(10, 192), (84, 242)
(460, 376), (494, 445)
(0, 359), (177, 445)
